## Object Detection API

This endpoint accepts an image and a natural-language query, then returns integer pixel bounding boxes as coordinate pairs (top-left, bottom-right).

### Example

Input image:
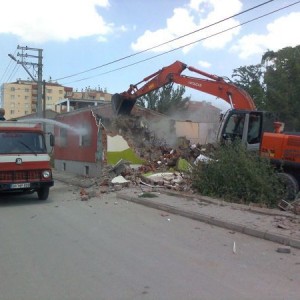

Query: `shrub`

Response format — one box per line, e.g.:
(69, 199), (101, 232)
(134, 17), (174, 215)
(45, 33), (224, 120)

(190, 142), (284, 207)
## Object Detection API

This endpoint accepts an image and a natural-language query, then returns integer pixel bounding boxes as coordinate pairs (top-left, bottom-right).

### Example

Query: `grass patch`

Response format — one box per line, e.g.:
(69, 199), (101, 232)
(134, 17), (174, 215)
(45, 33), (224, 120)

(138, 192), (158, 198)
(107, 148), (145, 165)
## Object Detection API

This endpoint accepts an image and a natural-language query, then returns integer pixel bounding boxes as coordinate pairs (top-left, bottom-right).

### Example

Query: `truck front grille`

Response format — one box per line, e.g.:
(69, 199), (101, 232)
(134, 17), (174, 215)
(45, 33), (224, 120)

(0, 170), (42, 182)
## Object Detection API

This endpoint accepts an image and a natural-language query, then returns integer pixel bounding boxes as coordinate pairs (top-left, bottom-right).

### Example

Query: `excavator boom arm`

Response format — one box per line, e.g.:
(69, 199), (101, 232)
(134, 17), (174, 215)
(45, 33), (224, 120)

(170, 73), (256, 111)
(112, 60), (256, 115)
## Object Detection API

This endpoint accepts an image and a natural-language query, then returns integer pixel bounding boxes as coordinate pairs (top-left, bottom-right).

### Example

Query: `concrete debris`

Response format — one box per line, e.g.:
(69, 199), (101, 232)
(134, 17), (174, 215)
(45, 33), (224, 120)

(276, 246), (291, 254)
(272, 216), (300, 233)
(109, 159), (131, 176)
(292, 200), (300, 215)
(99, 186), (110, 193)
(194, 154), (214, 164)
(81, 194), (89, 201)
(160, 213), (169, 217)
(278, 199), (300, 215)
(80, 188), (89, 201)
(140, 172), (189, 192)
(111, 175), (129, 184)
(233, 241), (237, 254)
(113, 184), (123, 191)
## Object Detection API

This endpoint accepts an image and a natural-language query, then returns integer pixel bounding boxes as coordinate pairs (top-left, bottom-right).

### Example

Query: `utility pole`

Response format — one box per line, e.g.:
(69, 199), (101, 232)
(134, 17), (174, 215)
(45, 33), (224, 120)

(8, 45), (44, 118)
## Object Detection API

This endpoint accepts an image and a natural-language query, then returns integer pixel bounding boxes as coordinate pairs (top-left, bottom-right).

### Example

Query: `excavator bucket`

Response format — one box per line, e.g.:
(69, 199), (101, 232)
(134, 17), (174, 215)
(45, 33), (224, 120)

(111, 93), (137, 115)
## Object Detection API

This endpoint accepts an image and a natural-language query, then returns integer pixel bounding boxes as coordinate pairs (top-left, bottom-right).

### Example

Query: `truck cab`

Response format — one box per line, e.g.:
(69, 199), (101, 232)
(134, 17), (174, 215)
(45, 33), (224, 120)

(0, 121), (54, 200)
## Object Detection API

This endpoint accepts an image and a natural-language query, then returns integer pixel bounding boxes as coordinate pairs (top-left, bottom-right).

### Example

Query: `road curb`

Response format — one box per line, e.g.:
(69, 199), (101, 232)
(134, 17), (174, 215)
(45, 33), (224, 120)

(160, 190), (295, 218)
(117, 193), (300, 250)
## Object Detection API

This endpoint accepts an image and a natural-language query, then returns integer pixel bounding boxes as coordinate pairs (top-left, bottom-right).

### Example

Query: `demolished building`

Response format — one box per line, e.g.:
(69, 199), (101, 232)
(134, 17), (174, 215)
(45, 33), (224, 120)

(53, 102), (220, 180)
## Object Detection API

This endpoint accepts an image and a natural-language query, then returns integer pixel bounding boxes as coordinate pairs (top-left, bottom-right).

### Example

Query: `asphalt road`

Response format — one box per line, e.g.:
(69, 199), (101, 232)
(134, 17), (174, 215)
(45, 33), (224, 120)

(0, 181), (299, 300)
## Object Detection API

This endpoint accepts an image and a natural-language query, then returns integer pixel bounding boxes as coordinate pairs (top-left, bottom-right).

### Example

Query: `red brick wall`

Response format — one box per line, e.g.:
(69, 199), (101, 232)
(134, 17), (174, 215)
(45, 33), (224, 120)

(54, 110), (98, 162)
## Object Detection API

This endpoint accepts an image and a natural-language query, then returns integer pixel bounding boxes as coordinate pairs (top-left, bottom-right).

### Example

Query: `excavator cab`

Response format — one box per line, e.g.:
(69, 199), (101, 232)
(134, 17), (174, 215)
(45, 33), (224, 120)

(219, 110), (275, 151)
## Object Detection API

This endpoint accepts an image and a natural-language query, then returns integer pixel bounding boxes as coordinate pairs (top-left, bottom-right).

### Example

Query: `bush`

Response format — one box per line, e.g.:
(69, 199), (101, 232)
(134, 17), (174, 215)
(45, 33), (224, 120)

(190, 142), (284, 207)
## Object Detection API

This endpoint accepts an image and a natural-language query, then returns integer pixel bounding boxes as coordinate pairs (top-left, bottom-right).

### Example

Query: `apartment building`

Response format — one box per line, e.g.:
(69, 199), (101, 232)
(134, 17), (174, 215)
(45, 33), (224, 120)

(56, 88), (112, 112)
(1, 80), (112, 119)
(0, 80), (73, 120)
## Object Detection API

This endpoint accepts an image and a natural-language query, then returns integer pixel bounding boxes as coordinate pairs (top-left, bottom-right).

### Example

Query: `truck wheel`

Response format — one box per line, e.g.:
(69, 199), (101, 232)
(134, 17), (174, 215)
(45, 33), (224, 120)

(37, 187), (49, 200)
(277, 173), (299, 201)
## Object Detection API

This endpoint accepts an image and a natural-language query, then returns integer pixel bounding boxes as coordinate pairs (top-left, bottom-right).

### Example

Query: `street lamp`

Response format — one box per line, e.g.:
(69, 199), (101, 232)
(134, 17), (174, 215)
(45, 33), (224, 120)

(8, 54), (17, 61)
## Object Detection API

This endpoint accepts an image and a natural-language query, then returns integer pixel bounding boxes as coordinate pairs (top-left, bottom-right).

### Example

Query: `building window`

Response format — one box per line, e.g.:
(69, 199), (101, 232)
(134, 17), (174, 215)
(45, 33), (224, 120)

(10, 110), (14, 115)
(25, 96), (29, 100)
(10, 95), (15, 100)
(84, 166), (89, 176)
(59, 128), (67, 147)
(25, 88), (30, 93)
(47, 89), (52, 94)
(79, 133), (91, 147)
(47, 96), (52, 101)
(10, 87), (15, 91)
(79, 124), (91, 147)
(59, 90), (63, 94)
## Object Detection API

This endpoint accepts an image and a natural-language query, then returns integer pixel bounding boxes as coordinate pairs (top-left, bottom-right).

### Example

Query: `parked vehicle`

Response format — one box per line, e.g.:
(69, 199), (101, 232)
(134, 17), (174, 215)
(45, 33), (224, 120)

(0, 121), (54, 200)
(112, 60), (300, 199)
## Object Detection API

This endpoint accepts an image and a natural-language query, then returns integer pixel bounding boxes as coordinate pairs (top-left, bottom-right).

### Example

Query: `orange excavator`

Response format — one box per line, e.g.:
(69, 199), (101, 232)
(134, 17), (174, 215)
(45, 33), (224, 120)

(112, 61), (300, 199)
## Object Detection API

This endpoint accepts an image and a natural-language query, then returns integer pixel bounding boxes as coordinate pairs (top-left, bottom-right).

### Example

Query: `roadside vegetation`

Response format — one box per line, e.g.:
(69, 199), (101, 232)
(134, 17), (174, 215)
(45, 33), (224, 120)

(233, 45), (300, 131)
(190, 142), (285, 208)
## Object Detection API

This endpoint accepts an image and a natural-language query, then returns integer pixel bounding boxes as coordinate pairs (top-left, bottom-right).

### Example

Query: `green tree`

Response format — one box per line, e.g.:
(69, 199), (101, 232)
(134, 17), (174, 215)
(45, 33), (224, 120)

(136, 84), (190, 115)
(232, 46), (300, 131)
(262, 46), (300, 130)
(232, 64), (266, 109)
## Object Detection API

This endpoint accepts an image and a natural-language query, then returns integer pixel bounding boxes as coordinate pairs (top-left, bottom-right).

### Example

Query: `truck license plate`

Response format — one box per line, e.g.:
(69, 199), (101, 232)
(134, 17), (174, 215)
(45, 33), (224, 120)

(10, 183), (31, 189)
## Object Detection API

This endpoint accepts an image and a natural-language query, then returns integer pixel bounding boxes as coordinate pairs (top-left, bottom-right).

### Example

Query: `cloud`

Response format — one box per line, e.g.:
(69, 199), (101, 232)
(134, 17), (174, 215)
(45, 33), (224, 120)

(131, 0), (242, 53)
(197, 60), (211, 68)
(0, 0), (113, 43)
(231, 12), (300, 59)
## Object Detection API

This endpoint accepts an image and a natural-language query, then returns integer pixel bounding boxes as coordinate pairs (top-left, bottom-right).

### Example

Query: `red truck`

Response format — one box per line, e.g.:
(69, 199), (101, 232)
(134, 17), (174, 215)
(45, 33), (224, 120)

(0, 121), (54, 200)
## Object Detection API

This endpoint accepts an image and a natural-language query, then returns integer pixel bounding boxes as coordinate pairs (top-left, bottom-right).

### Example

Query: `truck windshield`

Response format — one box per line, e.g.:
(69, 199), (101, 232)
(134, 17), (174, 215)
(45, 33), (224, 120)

(0, 132), (47, 154)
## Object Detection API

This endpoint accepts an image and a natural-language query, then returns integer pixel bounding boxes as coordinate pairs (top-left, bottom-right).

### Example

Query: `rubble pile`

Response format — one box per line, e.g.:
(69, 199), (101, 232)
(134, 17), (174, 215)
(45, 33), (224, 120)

(99, 115), (213, 193)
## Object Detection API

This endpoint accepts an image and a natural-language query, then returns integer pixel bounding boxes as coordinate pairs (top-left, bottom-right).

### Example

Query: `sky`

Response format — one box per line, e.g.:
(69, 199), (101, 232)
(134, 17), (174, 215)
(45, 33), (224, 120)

(1, 0), (300, 111)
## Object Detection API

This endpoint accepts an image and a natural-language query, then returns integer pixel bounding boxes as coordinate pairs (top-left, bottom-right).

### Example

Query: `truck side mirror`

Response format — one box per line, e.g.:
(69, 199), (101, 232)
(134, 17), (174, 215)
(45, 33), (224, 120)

(49, 134), (55, 147)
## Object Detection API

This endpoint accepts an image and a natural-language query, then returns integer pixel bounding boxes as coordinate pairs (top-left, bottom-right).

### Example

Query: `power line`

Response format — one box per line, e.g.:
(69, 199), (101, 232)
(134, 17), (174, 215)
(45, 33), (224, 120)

(7, 65), (21, 83)
(0, 49), (19, 84)
(0, 59), (14, 83)
(54, 0), (275, 82)
(62, 0), (300, 85)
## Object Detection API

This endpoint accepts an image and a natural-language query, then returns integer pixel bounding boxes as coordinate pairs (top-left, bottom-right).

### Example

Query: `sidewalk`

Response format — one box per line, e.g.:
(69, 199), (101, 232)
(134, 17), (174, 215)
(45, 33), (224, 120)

(53, 170), (300, 249)
(116, 187), (300, 249)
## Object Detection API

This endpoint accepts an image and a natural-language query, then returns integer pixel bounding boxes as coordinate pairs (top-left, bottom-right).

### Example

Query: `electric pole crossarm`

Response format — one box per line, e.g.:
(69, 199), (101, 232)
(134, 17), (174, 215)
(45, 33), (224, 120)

(8, 45), (44, 118)
(20, 65), (36, 82)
